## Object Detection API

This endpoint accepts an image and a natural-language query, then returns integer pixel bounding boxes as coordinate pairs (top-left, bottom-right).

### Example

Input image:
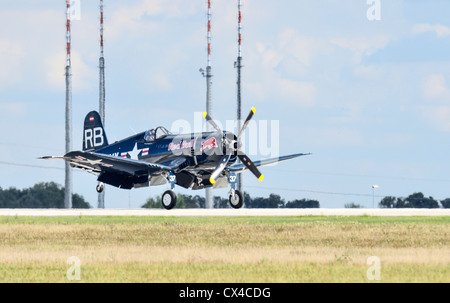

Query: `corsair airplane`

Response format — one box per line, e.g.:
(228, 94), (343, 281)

(40, 108), (310, 209)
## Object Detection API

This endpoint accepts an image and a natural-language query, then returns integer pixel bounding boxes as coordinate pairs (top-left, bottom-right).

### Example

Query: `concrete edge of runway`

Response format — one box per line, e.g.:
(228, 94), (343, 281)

(0, 208), (449, 217)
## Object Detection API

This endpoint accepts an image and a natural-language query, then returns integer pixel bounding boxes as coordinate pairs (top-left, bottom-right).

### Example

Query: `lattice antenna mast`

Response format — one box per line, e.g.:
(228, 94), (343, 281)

(64, 0), (73, 209)
(237, 0), (242, 59)
(98, 0), (106, 208)
(235, 0), (244, 203)
(206, 0), (213, 117)
(99, 0), (105, 123)
(202, 0), (213, 209)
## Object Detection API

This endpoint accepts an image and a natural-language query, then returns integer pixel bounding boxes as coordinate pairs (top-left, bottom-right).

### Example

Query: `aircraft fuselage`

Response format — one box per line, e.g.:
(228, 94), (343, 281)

(95, 130), (237, 172)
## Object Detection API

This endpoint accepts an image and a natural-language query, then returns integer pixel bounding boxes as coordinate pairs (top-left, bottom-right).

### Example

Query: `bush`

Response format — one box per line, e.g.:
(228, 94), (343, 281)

(0, 182), (90, 208)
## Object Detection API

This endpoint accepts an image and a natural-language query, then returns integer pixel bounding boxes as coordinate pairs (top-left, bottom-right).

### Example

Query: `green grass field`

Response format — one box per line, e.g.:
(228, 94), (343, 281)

(0, 216), (448, 282)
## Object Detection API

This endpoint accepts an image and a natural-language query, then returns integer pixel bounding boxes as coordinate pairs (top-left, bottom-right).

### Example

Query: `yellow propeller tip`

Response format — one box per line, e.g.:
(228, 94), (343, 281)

(203, 112), (208, 118)
(251, 107), (256, 114)
(209, 177), (216, 184)
(258, 174), (264, 181)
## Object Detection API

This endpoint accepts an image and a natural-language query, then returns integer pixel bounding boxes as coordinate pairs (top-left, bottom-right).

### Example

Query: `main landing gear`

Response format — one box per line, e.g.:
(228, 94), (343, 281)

(229, 189), (243, 209)
(228, 172), (243, 209)
(160, 172), (244, 210)
(162, 190), (177, 210)
(96, 182), (105, 193)
(162, 172), (177, 210)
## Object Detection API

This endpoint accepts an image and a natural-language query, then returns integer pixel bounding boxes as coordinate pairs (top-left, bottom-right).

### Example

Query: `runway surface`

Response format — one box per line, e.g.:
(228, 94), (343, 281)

(0, 208), (449, 217)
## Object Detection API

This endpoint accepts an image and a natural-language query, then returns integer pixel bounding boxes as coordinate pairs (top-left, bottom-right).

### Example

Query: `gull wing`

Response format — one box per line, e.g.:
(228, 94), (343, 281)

(40, 151), (177, 189)
(227, 153), (311, 173)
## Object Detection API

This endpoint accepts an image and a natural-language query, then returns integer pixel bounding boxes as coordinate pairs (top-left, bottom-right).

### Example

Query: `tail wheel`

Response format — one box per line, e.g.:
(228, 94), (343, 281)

(229, 190), (243, 209)
(162, 190), (177, 210)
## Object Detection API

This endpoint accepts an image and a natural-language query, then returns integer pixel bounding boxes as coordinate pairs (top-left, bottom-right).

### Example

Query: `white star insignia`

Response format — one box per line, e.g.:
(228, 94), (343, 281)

(127, 143), (142, 160)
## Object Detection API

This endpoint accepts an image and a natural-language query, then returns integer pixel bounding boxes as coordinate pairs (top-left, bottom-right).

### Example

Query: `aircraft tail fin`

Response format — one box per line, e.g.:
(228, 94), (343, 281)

(83, 111), (109, 151)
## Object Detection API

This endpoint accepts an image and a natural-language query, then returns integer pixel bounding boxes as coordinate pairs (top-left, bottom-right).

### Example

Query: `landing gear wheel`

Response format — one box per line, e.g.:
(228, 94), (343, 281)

(229, 190), (243, 209)
(162, 190), (177, 210)
(96, 182), (104, 193)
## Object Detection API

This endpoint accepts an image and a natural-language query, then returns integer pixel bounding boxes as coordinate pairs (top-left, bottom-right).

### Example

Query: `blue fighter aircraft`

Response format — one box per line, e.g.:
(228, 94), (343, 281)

(40, 108), (310, 209)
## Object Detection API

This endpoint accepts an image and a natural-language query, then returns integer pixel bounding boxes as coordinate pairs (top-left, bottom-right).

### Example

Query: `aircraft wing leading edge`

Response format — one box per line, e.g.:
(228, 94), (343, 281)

(60, 151), (173, 174)
(227, 153), (311, 173)
(39, 151), (177, 189)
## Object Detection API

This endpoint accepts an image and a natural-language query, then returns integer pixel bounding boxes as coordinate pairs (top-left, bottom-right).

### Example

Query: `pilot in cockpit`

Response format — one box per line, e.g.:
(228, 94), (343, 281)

(144, 129), (156, 143)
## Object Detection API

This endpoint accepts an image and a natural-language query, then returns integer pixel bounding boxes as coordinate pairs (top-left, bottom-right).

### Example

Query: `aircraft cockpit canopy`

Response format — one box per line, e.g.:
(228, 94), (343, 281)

(144, 126), (171, 143)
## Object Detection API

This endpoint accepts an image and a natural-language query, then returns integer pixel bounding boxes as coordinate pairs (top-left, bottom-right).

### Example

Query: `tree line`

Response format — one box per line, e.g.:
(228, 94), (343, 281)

(0, 182), (91, 208)
(379, 192), (450, 209)
(142, 192), (320, 209)
(1, 182), (449, 209)
(143, 191), (450, 209)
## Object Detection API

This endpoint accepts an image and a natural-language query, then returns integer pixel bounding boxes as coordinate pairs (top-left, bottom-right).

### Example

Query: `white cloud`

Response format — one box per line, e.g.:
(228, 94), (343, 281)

(108, 0), (199, 42)
(247, 29), (322, 106)
(412, 24), (450, 37)
(278, 79), (316, 106)
(254, 27), (327, 70)
(422, 74), (449, 99)
(46, 51), (96, 92)
(0, 40), (24, 88)
(353, 64), (385, 79)
(246, 76), (316, 106)
(150, 73), (171, 91)
(256, 43), (283, 69)
(422, 106), (450, 132)
(278, 28), (322, 67)
(0, 9), (73, 91)
(0, 102), (27, 119)
(330, 35), (389, 63)
(433, 106), (450, 131)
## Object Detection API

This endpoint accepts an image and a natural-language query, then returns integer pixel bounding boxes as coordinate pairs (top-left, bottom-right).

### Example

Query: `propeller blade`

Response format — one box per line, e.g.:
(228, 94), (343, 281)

(203, 112), (222, 133)
(238, 152), (264, 181)
(209, 152), (233, 184)
(237, 107), (255, 141)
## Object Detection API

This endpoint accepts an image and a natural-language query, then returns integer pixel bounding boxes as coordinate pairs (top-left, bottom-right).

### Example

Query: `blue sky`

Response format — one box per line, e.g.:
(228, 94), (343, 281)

(1, 0), (450, 208)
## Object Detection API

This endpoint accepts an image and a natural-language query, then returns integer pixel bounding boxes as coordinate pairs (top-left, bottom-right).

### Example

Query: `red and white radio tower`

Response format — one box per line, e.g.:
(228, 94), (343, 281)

(99, 0), (105, 123)
(64, 0), (73, 209)
(98, 0), (106, 208)
(200, 0), (214, 209)
(204, 0), (212, 117)
(235, 0), (244, 204)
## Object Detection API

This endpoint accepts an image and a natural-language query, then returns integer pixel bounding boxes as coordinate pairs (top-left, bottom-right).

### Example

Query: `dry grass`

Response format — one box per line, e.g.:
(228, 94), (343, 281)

(0, 245), (449, 265)
(1, 220), (447, 248)
(0, 216), (448, 282)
